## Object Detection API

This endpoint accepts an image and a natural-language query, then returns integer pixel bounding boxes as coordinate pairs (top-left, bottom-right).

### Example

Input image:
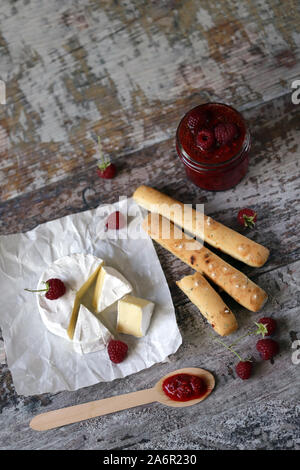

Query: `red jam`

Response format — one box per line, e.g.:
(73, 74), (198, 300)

(162, 373), (207, 402)
(176, 103), (251, 191)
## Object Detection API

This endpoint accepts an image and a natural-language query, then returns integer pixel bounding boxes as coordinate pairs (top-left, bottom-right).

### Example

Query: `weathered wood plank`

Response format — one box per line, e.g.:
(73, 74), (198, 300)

(1, 93), (299, 277)
(0, 0), (299, 451)
(0, 0), (300, 201)
(0, 258), (299, 449)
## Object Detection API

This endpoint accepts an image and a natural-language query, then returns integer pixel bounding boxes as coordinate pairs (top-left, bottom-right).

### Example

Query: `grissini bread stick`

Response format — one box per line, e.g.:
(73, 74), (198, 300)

(142, 213), (268, 312)
(133, 185), (269, 268)
(177, 272), (238, 336)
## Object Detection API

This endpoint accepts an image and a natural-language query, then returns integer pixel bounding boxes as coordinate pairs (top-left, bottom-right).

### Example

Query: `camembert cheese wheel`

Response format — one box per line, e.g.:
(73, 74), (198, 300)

(37, 253), (104, 342)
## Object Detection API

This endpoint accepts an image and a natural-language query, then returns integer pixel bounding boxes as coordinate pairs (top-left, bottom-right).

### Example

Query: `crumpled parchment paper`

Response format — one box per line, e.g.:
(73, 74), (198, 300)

(0, 198), (182, 395)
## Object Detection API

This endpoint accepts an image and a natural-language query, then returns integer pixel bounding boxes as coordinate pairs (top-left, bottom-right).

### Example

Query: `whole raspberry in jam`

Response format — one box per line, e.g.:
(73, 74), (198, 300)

(187, 110), (205, 134)
(107, 339), (128, 363)
(257, 317), (277, 337)
(214, 122), (237, 145)
(235, 361), (252, 380)
(196, 129), (215, 150)
(256, 338), (279, 360)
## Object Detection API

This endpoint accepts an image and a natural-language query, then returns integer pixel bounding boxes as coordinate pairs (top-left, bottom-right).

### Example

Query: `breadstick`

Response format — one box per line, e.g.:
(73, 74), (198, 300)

(133, 185), (269, 268)
(177, 272), (238, 336)
(142, 213), (268, 312)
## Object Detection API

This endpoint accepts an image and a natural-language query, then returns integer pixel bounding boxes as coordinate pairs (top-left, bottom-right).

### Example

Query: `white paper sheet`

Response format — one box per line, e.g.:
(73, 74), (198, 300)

(0, 198), (182, 395)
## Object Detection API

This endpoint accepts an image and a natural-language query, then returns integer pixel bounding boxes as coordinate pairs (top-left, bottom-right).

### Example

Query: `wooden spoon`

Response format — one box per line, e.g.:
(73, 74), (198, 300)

(30, 368), (215, 431)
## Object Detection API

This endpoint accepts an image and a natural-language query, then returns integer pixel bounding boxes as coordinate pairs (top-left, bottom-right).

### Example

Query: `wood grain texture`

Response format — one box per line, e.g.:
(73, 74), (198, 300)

(0, 260), (299, 449)
(30, 388), (158, 431)
(0, 0), (300, 201)
(30, 367), (214, 430)
(0, 0), (299, 450)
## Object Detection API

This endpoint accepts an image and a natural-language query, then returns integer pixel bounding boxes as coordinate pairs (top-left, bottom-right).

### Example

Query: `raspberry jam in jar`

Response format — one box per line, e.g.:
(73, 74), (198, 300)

(176, 103), (251, 191)
(162, 373), (207, 402)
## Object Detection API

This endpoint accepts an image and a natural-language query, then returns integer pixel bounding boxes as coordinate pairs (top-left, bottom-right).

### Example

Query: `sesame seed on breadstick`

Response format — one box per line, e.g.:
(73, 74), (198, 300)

(134, 185), (269, 268)
(142, 213), (268, 312)
(177, 272), (238, 336)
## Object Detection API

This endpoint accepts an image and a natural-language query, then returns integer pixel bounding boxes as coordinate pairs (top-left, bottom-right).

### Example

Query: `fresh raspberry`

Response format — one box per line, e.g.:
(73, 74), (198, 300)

(96, 135), (117, 179)
(107, 339), (128, 364)
(45, 278), (66, 300)
(196, 129), (215, 150)
(97, 162), (116, 179)
(235, 361), (252, 380)
(105, 211), (126, 230)
(257, 317), (277, 336)
(214, 122), (237, 145)
(24, 278), (66, 300)
(256, 338), (279, 360)
(237, 208), (257, 228)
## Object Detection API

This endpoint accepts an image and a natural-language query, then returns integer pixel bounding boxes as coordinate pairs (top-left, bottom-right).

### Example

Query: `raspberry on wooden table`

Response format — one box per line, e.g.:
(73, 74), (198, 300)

(235, 361), (252, 380)
(237, 208), (257, 228)
(256, 338), (279, 360)
(257, 317), (277, 336)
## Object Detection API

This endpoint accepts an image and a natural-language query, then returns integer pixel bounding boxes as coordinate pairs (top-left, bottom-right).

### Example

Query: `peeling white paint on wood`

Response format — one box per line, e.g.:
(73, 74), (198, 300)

(0, 0), (299, 450)
(0, 0), (299, 201)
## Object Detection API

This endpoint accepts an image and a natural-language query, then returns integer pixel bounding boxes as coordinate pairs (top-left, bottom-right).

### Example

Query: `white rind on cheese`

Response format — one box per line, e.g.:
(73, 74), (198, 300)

(37, 253), (103, 342)
(93, 266), (132, 313)
(117, 294), (155, 337)
(73, 305), (111, 354)
(67, 262), (104, 339)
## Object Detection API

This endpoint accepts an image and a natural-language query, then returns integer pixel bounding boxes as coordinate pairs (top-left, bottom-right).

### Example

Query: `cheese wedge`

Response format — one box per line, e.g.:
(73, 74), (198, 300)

(93, 266), (132, 313)
(67, 262), (103, 339)
(37, 254), (104, 342)
(117, 294), (155, 337)
(73, 304), (111, 354)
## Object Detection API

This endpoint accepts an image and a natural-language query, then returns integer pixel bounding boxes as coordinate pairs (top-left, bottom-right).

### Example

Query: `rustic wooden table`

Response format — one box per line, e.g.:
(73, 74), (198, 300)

(0, 0), (299, 450)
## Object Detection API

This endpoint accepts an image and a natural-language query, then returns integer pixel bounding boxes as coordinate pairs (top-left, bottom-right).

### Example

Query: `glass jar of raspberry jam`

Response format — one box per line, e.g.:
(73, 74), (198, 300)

(176, 103), (251, 191)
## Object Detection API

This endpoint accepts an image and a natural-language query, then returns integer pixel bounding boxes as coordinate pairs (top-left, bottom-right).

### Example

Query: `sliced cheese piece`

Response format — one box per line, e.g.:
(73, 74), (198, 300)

(37, 254), (104, 341)
(73, 304), (111, 354)
(67, 262), (103, 339)
(117, 294), (155, 337)
(93, 266), (132, 313)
